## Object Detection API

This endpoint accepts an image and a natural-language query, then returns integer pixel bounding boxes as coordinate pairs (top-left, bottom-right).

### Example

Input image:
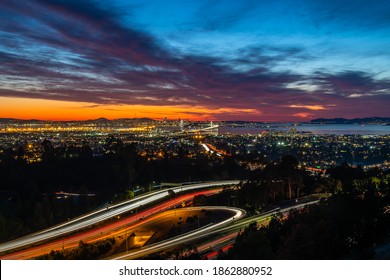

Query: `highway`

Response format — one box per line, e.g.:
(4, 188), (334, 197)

(111, 199), (319, 260)
(0, 180), (239, 255)
(199, 199), (321, 259)
(198, 232), (237, 259)
(1, 203), (231, 260)
(111, 206), (246, 260)
(0, 179), (319, 260)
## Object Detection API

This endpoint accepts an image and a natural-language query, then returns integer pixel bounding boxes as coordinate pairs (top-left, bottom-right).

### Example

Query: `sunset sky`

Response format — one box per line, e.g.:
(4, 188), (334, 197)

(1, 0), (389, 121)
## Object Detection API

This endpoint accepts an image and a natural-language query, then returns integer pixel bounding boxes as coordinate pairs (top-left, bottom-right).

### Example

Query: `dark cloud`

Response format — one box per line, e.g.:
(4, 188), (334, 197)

(314, 71), (390, 97)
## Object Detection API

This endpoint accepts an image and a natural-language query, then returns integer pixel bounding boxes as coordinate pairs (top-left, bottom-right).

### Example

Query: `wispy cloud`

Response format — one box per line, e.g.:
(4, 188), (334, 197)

(288, 104), (326, 111)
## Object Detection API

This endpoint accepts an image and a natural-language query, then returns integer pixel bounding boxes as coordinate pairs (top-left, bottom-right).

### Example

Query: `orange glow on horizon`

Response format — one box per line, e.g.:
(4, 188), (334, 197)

(292, 112), (314, 118)
(0, 97), (261, 121)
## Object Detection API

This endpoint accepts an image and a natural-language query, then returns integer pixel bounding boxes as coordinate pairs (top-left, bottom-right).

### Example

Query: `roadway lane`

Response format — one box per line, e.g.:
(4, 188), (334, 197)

(111, 206), (246, 260)
(198, 232), (238, 259)
(0, 180), (239, 255)
(2, 205), (231, 260)
(0, 189), (222, 260)
(112, 200), (319, 260)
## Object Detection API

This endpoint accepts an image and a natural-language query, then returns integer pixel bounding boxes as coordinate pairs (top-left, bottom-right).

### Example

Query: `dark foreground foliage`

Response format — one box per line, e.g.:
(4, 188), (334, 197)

(37, 238), (116, 260)
(225, 173), (390, 259)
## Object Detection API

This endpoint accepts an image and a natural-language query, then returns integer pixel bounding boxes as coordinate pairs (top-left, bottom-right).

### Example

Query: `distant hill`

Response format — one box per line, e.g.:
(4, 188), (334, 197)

(0, 118), (17, 122)
(114, 118), (155, 122)
(310, 117), (390, 124)
(0, 118), (45, 124)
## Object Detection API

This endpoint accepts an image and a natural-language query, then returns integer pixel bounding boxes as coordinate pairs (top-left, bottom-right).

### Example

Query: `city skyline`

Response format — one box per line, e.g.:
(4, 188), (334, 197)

(1, 0), (390, 121)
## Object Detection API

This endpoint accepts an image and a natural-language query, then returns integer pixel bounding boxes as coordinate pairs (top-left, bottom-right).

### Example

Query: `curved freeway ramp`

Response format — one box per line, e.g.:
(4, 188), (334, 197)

(0, 180), (239, 255)
(111, 206), (246, 260)
(111, 199), (319, 260)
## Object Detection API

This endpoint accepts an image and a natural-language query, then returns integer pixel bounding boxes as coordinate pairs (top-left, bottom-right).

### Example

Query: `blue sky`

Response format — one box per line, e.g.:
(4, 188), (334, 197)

(0, 0), (389, 120)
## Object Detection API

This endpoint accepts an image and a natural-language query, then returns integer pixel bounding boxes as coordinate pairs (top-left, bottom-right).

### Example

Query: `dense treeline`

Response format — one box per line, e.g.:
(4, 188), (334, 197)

(213, 155), (328, 214)
(225, 169), (390, 259)
(235, 155), (305, 212)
